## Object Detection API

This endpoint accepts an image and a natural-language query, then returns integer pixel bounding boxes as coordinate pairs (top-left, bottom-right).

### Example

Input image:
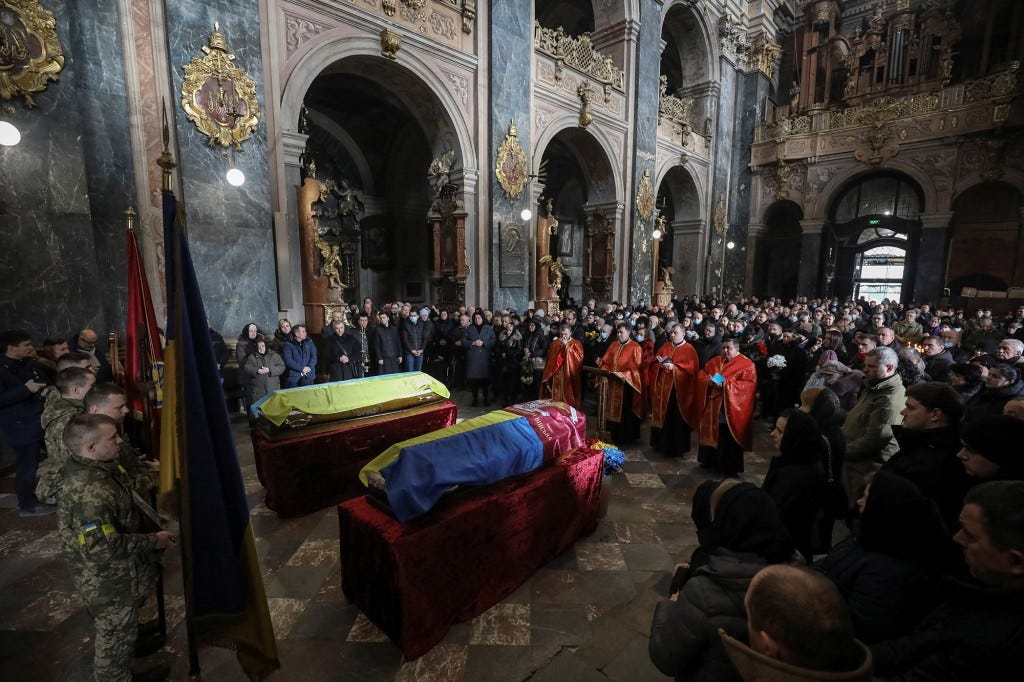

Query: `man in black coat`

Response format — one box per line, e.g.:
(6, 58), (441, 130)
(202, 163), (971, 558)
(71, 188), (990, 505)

(871, 481), (1024, 680)
(921, 335), (955, 382)
(371, 311), (402, 375)
(0, 330), (53, 516)
(880, 381), (971, 530)
(325, 321), (364, 382)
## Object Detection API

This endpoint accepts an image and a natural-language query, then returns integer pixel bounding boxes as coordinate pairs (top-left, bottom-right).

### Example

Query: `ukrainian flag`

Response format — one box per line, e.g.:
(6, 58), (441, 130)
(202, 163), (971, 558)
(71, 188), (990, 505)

(159, 188), (279, 678)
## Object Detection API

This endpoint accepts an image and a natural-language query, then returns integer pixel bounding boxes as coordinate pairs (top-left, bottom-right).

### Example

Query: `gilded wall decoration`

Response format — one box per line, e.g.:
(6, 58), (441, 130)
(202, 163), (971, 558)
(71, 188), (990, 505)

(635, 169), (655, 221)
(380, 27), (401, 59)
(0, 0), (64, 107)
(714, 196), (727, 236)
(495, 120), (528, 199)
(180, 24), (260, 150)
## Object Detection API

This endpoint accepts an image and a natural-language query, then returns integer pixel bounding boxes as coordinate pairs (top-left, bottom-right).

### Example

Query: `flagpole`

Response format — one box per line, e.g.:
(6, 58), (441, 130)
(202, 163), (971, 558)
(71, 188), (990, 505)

(158, 104), (202, 680)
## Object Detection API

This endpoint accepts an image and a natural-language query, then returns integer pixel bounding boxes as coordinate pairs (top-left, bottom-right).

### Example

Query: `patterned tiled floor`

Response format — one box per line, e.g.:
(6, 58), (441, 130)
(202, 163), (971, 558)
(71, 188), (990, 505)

(0, 390), (774, 681)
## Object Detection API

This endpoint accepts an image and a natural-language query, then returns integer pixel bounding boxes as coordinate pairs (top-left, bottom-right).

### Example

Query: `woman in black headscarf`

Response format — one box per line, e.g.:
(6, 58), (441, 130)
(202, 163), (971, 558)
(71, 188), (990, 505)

(814, 471), (949, 643)
(649, 480), (797, 682)
(763, 409), (828, 560)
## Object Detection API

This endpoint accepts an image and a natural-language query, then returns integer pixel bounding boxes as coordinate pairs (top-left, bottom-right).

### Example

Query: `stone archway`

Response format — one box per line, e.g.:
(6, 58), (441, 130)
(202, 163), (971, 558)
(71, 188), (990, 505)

(535, 125), (618, 305)
(949, 182), (1024, 297)
(274, 33), (477, 314)
(656, 165), (703, 296)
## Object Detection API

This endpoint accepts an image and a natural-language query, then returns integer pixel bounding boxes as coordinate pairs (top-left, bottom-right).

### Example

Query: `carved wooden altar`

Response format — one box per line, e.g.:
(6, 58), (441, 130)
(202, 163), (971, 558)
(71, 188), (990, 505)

(297, 177), (351, 334)
(585, 211), (615, 301)
(428, 184), (468, 307)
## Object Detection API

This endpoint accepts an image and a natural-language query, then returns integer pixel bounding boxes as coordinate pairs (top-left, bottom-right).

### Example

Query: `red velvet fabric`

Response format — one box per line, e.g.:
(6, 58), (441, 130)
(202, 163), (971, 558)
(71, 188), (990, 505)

(336, 446), (605, 660)
(251, 402), (457, 517)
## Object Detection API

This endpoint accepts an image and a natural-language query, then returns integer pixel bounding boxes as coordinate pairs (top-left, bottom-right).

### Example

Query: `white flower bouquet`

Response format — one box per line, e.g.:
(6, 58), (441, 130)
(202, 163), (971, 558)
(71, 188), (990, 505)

(766, 354), (788, 369)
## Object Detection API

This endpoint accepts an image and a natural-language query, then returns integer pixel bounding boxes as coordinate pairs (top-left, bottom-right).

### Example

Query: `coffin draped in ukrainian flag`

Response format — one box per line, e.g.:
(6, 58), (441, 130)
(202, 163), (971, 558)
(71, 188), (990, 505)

(360, 400), (587, 522)
(251, 372), (450, 430)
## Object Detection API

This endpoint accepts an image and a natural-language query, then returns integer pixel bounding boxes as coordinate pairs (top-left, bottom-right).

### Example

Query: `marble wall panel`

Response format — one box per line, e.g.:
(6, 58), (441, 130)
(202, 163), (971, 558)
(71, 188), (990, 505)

(165, 0), (277, 332)
(0, 0), (128, 339)
(490, 0), (533, 311)
(709, 62), (736, 296)
(627, 0), (662, 304)
(722, 71), (767, 299)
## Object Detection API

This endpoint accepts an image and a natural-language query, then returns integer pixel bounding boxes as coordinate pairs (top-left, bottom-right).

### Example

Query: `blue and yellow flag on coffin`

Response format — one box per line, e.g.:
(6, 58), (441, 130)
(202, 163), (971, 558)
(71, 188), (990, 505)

(159, 188), (279, 679)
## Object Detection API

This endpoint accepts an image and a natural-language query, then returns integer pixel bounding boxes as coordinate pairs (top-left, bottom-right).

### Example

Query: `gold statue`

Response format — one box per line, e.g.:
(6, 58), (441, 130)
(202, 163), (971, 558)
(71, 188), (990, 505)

(539, 254), (565, 293)
(315, 237), (344, 291)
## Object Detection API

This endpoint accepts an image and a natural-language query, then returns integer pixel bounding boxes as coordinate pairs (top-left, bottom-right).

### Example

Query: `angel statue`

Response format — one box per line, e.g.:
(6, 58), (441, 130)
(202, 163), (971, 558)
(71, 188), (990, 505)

(539, 254), (566, 294)
(428, 150), (456, 198)
(316, 237), (345, 291)
(336, 178), (364, 218)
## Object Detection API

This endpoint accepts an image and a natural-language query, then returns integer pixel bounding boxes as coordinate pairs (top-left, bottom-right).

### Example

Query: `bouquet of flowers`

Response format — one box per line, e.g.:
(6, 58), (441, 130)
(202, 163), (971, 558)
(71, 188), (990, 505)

(766, 354), (788, 369)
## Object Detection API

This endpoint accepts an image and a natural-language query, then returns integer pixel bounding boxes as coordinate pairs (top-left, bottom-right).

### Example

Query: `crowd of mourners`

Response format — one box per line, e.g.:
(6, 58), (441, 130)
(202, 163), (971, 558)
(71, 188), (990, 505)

(4, 295), (1024, 681)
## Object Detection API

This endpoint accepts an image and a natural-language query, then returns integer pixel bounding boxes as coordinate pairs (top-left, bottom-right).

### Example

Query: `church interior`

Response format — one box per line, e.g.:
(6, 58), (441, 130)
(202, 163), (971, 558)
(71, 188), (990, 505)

(1, 0), (1024, 679)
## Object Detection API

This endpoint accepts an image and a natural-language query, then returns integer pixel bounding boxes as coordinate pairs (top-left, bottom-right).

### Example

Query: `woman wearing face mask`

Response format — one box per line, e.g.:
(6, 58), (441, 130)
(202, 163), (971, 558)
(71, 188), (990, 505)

(401, 308), (432, 373)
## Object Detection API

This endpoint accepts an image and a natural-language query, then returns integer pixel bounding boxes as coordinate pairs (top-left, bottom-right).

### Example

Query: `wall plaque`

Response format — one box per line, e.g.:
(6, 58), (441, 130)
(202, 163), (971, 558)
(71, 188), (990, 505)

(499, 221), (526, 287)
(0, 0), (64, 107)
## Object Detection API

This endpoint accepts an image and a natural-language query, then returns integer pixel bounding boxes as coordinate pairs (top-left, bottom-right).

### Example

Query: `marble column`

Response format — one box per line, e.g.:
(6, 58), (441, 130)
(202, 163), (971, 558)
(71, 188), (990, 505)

(798, 219), (825, 295)
(912, 212), (953, 302)
(0, 0), (123, 338)
(278, 130), (308, 315)
(489, 0), (533, 312)
(626, 0), (662, 303)
(165, 0), (276, 333)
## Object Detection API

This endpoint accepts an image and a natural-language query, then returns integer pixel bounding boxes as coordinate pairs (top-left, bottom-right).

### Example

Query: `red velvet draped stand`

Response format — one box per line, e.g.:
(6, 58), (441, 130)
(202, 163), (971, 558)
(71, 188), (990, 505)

(252, 402), (457, 517)
(336, 446), (605, 660)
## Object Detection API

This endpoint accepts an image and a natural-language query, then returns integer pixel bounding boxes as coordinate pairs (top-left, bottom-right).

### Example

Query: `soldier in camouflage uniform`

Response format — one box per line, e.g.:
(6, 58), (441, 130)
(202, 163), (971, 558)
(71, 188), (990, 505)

(58, 414), (174, 682)
(83, 383), (159, 494)
(40, 366), (95, 468)
(37, 382), (158, 505)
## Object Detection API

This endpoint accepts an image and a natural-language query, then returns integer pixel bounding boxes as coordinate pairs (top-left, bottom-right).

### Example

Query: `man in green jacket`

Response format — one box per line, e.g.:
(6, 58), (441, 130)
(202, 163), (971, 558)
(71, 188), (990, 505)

(841, 346), (906, 501)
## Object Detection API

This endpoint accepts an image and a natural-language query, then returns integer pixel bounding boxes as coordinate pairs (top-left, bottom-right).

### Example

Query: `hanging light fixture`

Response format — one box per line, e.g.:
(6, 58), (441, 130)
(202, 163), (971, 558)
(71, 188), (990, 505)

(520, 208), (532, 221)
(0, 120), (21, 147)
(226, 166), (245, 186)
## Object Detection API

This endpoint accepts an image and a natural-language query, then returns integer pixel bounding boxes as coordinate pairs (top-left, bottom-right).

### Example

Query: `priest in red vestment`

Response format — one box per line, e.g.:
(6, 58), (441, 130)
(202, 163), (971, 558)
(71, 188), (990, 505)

(695, 338), (756, 476)
(649, 323), (700, 456)
(598, 324), (644, 444)
(541, 324), (585, 408)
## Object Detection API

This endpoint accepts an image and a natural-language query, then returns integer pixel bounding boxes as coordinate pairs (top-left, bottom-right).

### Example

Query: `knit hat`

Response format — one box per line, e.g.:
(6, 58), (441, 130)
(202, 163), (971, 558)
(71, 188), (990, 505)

(819, 360), (852, 375)
(961, 415), (1024, 474)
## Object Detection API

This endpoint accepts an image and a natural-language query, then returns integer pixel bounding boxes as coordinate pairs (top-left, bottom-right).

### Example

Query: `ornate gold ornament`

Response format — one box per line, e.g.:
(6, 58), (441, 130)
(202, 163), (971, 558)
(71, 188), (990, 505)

(495, 120), (528, 200)
(400, 0), (426, 9)
(380, 27), (401, 60)
(714, 196), (727, 236)
(635, 169), (655, 221)
(180, 23), (260, 150)
(577, 82), (594, 128)
(0, 0), (64, 107)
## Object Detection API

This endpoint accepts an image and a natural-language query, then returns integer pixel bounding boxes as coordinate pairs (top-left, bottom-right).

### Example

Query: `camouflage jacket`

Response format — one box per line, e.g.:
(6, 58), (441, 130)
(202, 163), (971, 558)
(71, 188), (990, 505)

(40, 389), (83, 469)
(37, 429), (158, 505)
(57, 453), (160, 608)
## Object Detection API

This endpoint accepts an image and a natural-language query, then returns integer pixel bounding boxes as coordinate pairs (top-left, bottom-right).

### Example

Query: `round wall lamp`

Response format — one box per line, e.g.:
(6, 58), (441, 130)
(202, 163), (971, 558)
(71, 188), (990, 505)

(0, 121), (21, 147)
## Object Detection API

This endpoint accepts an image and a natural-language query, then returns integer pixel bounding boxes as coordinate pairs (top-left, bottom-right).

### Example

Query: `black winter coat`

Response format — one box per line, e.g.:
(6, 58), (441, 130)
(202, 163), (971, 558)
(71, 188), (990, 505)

(880, 424), (972, 530)
(871, 578), (1024, 680)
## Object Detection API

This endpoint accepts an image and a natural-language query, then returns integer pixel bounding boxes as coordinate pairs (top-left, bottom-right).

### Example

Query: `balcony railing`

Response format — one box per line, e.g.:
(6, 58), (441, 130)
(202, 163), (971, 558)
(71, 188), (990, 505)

(533, 23), (624, 90)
